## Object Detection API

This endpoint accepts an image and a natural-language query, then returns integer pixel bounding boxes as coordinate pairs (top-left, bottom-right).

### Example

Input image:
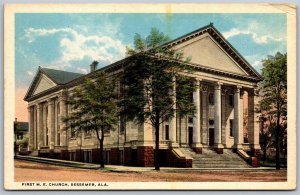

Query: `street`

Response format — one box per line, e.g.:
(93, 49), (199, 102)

(15, 160), (287, 182)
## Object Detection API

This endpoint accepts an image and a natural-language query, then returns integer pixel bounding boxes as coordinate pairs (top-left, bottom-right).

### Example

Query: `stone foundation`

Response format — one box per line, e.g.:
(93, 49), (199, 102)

(215, 148), (223, 154)
(192, 147), (202, 154)
(165, 149), (192, 168)
(249, 157), (259, 167)
(124, 147), (132, 166)
(60, 150), (68, 160)
(137, 146), (154, 167)
(110, 148), (120, 165)
(251, 149), (260, 167)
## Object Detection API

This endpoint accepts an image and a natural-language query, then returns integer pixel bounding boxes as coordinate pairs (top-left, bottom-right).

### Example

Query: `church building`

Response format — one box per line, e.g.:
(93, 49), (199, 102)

(24, 24), (262, 168)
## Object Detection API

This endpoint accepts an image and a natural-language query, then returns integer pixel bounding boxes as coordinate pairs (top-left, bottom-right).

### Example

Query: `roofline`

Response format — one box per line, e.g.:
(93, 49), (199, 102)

(25, 23), (263, 101)
(209, 25), (262, 79)
(162, 23), (262, 79)
(25, 54), (260, 102)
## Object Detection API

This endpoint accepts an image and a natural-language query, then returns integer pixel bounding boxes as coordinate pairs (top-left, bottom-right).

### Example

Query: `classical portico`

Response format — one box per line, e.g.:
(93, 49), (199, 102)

(161, 78), (260, 155)
(25, 24), (262, 167)
(27, 92), (68, 153)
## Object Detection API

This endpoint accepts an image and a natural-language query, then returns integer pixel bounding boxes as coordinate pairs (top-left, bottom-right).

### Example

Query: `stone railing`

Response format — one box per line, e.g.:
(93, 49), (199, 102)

(126, 140), (170, 148)
(40, 146), (50, 150)
(54, 146), (68, 150)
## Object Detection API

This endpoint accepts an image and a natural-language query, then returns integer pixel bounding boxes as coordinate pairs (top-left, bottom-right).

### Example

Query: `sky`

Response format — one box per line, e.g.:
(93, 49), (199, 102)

(15, 13), (287, 121)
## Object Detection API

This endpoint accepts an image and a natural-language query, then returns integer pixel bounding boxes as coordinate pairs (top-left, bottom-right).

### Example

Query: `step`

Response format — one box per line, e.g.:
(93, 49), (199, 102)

(179, 147), (251, 168)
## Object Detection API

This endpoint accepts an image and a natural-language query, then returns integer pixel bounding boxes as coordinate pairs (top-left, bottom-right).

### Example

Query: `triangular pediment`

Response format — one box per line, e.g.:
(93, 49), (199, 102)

(32, 74), (57, 95)
(164, 24), (262, 79)
(24, 68), (58, 101)
(173, 33), (248, 75)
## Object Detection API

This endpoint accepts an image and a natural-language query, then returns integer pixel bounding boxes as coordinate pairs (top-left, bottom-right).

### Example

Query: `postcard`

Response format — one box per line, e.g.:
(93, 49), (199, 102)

(4, 3), (296, 190)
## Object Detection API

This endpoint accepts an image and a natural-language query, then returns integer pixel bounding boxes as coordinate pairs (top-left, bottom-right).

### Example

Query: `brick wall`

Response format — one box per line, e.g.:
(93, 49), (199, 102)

(137, 146), (154, 167)
(110, 148), (120, 165)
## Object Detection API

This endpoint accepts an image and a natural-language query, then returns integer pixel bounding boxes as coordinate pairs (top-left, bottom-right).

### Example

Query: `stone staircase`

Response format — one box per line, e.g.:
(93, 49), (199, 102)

(180, 147), (251, 168)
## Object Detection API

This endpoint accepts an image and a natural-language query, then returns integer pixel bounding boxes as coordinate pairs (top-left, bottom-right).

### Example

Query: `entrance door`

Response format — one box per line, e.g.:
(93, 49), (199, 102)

(209, 128), (215, 146)
(188, 127), (193, 146)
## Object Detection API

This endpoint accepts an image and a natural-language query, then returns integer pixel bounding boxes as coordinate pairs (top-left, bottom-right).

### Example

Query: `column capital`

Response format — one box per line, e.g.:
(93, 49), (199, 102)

(37, 103), (43, 110)
(221, 88), (227, 95)
(234, 86), (242, 93)
(240, 89), (246, 98)
(249, 87), (260, 96)
(193, 77), (202, 82)
(214, 82), (222, 90)
(47, 99), (54, 105)
(201, 85), (209, 92)
(58, 95), (67, 102)
(27, 106), (33, 111)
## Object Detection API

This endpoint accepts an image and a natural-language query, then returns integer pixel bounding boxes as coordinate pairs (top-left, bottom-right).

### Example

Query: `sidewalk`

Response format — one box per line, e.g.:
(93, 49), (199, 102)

(15, 155), (281, 172)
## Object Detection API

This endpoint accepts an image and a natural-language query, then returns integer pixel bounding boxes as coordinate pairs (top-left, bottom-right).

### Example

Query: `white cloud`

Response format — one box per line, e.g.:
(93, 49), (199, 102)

(24, 27), (126, 71)
(26, 71), (34, 76)
(252, 60), (262, 68)
(223, 21), (284, 44)
(76, 67), (88, 74)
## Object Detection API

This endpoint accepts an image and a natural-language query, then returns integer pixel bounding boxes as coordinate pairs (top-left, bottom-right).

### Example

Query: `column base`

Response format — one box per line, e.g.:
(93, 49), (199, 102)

(169, 142), (179, 148)
(192, 143), (203, 154)
(28, 145), (33, 152)
(50, 143), (55, 150)
(214, 143), (224, 154)
(251, 148), (261, 158)
(233, 143), (243, 150)
(250, 144), (261, 150)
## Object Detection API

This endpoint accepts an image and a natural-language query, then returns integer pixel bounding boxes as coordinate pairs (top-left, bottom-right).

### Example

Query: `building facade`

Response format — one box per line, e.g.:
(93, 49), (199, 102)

(24, 24), (262, 167)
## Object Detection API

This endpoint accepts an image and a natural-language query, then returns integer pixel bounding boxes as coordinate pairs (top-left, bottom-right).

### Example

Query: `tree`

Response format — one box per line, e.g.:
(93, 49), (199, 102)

(258, 52), (287, 170)
(14, 121), (20, 156)
(64, 67), (119, 168)
(122, 28), (195, 170)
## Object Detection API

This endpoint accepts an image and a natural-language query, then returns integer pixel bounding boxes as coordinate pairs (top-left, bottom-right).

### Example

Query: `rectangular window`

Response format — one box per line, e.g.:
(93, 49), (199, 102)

(230, 119), (234, 137)
(88, 151), (92, 163)
(165, 125), (169, 140)
(229, 95), (234, 107)
(70, 127), (76, 138)
(120, 115), (126, 133)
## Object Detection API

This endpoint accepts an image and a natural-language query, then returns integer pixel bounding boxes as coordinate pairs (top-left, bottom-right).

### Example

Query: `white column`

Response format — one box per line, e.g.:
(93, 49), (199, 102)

(48, 99), (55, 149)
(234, 86), (243, 149)
(43, 104), (48, 146)
(201, 85), (208, 145)
(221, 88), (227, 146)
(214, 82), (224, 151)
(33, 106), (37, 149)
(59, 94), (67, 146)
(248, 89), (261, 151)
(169, 76), (178, 148)
(54, 101), (58, 146)
(192, 79), (202, 150)
(28, 106), (34, 151)
(37, 104), (44, 149)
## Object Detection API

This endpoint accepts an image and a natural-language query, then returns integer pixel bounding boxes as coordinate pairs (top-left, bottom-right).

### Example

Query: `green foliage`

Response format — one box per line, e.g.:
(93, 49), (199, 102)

(122, 28), (195, 170)
(259, 52), (287, 115)
(122, 27), (194, 126)
(64, 71), (119, 141)
(258, 52), (287, 169)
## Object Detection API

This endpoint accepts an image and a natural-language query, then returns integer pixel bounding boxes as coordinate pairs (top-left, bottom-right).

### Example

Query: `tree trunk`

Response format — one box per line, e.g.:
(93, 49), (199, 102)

(95, 128), (105, 168)
(179, 116), (182, 147)
(275, 111), (280, 170)
(154, 110), (160, 171)
(100, 129), (105, 168)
